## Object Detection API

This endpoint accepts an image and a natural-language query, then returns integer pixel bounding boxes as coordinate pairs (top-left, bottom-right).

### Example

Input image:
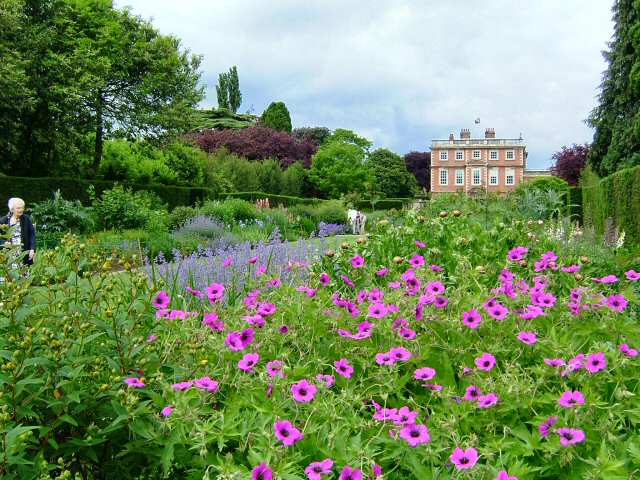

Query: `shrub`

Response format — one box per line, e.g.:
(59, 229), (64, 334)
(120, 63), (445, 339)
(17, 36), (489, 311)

(369, 148), (418, 198)
(199, 198), (258, 224)
(281, 161), (306, 197)
(90, 185), (168, 231)
(516, 176), (569, 197)
(30, 190), (95, 234)
(260, 101), (292, 132)
(168, 205), (199, 229)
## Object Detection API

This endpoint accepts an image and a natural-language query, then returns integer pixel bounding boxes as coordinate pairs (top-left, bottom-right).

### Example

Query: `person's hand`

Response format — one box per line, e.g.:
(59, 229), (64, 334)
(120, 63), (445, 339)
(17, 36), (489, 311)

(28, 249), (35, 260)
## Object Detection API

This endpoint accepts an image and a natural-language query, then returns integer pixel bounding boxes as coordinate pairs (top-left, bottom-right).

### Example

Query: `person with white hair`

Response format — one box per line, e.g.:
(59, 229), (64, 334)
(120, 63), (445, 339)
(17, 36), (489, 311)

(0, 197), (36, 265)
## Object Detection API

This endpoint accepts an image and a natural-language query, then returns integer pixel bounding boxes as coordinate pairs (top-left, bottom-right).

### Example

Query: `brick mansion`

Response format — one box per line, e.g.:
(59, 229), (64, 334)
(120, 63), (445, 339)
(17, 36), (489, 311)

(430, 128), (545, 195)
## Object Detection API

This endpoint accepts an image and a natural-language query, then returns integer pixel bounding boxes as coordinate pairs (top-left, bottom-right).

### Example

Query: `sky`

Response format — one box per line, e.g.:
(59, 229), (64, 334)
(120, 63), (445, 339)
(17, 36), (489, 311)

(116, 0), (614, 169)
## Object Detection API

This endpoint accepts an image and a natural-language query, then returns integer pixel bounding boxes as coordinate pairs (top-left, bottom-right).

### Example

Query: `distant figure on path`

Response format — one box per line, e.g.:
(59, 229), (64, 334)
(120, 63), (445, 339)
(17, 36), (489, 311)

(347, 209), (367, 235)
(0, 197), (36, 265)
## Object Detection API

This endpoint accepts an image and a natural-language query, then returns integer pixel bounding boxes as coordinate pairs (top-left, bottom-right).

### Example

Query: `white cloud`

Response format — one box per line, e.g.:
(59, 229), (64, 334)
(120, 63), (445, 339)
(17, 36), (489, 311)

(116, 0), (613, 168)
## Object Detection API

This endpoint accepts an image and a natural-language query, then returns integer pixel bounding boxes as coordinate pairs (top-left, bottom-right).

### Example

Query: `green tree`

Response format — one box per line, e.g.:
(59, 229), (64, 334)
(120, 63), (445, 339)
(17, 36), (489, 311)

(227, 66), (242, 113)
(261, 101), (292, 132)
(256, 159), (284, 194)
(368, 148), (418, 198)
(281, 162), (306, 196)
(587, 0), (640, 176)
(308, 131), (372, 198)
(216, 71), (229, 110)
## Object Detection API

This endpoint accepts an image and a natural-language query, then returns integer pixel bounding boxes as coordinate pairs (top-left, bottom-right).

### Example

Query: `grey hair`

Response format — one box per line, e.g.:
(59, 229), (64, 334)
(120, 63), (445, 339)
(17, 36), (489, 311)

(8, 197), (25, 213)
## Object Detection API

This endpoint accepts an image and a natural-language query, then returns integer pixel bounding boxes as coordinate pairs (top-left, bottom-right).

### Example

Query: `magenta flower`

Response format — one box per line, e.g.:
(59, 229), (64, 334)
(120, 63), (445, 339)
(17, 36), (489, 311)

(225, 332), (245, 352)
(592, 274), (618, 284)
(393, 406), (418, 425)
(252, 463), (273, 480)
(194, 376), (219, 393)
(487, 303), (509, 321)
(238, 353), (260, 372)
(399, 327), (417, 340)
(338, 466), (363, 480)
(475, 352), (496, 371)
(206, 283), (225, 303)
(462, 309), (482, 329)
(409, 254), (425, 267)
(351, 255), (365, 268)
(267, 360), (285, 379)
(316, 374), (335, 388)
(620, 343), (639, 357)
(399, 423), (431, 447)
(124, 377), (145, 388)
(249, 256), (258, 264)
(557, 427), (586, 446)
(375, 352), (394, 365)
(558, 390), (585, 408)
(291, 379), (317, 403)
(160, 405), (173, 417)
(334, 358), (354, 378)
(171, 381), (193, 391)
(517, 331), (537, 345)
(625, 269), (640, 281)
(607, 294), (628, 312)
(477, 393), (499, 408)
(304, 458), (333, 480)
(496, 471), (519, 480)
(425, 281), (445, 295)
(538, 415), (558, 438)
(152, 291), (170, 309)
(202, 312), (224, 331)
(507, 246), (528, 261)
(585, 352), (606, 374)
(422, 383), (443, 391)
(389, 347), (412, 362)
(257, 302), (276, 317)
(561, 264), (581, 273)
(373, 407), (398, 422)
(274, 420), (303, 446)
(372, 464), (383, 477)
(319, 272), (331, 286)
(544, 358), (565, 367)
(368, 302), (389, 318)
(414, 367), (436, 381)
(279, 325), (289, 334)
(463, 385), (481, 401)
(376, 267), (389, 276)
(415, 240), (426, 248)
(434, 296), (449, 309)
(450, 447), (479, 470)
(147, 334), (157, 342)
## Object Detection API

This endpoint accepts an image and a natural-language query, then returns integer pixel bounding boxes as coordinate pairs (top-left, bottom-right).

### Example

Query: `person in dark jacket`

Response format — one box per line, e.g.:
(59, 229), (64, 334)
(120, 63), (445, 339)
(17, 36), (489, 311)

(0, 197), (36, 266)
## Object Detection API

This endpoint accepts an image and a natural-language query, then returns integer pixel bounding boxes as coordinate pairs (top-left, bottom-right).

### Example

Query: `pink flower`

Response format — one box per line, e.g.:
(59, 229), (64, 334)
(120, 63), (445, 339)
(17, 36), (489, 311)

(124, 377), (145, 388)
(585, 352), (606, 374)
(607, 294), (628, 312)
(393, 406), (418, 425)
(434, 296), (449, 309)
(194, 376), (219, 392)
(338, 466), (363, 480)
(372, 464), (383, 477)
(267, 360), (285, 379)
(625, 269), (640, 281)
(415, 240), (426, 248)
(152, 291), (170, 309)
(399, 327), (417, 340)
(422, 383), (443, 391)
(592, 274), (618, 284)
(544, 358), (565, 367)
(620, 343), (639, 357)
(414, 367), (436, 381)
(202, 312), (224, 331)
(238, 353), (260, 372)
(249, 256), (258, 264)
(257, 302), (276, 317)
(557, 427), (586, 446)
(475, 352), (496, 371)
(375, 352), (394, 365)
(463, 385), (481, 401)
(341, 275), (356, 288)
(425, 281), (445, 295)
(517, 331), (537, 345)
(389, 347), (412, 362)
(304, 459), (333, 480)
(368, 303), (389, 318)
(206, 283), (225, 303)
(316, 374), (335, 388)
(558, 390), (585, 408)
(487, 303), (509, 321)
(507, 246), (528, 261)
(291, 379), (317, 403)
(477, 393), (499, 408)
(160, 405), (173, 417)
(252, 463), (273, 480)
(334, 358), (354, 378)
(376, 267), (389, 276)
(274, 420), (303, 446)
(450, 447), (478, 470)
(147, 334), (157, 342)
(171, 381), (193, 391)
(319, 272), (331, 286)
(409, 254), (425, 267)
(351, 255), (365, 268)
(496, 471), (519, 480)
(462, 309), (482, 329)
(399, 423), (431, 447)
(223, 256), (233, 267)
(538, 415), (558, 438)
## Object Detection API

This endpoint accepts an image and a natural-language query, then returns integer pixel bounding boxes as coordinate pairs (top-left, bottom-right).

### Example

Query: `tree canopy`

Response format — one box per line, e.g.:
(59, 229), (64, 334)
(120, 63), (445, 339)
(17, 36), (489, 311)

(369, 148), (418, 198)
(261, 101), (292, 133)
(551, 144), (589, 186)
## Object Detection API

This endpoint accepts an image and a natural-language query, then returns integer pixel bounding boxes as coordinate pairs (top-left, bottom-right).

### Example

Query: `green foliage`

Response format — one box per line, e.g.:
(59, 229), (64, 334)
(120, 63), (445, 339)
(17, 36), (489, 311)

(222, 192), (321, 207)
(515, 176), (569, 197)
(292, 126), (331, 147)
(192, 108), (257, 130)
(260, 101), (292, 133)
(90, 184), (168, 231)
(309, 132), (373, 198)
(582, 164), (640, 244)
(30, 190), (94, 235)
(215, 66), (242, 112)
(281, 162), (307, 197)
(255, 159), (283, 194)
(100, 139), (178, 185)
(199, 198), (258, 224)
(289, 200), (347, 225)
(368, 148), (418, 198)
(202, 148), (261, 192)
(168, 205), (199, 229)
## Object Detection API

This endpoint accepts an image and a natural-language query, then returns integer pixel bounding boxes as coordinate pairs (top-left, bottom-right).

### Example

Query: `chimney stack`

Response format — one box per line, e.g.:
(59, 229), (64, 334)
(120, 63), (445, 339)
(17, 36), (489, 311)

(485, 128), (495, 139)
(448, 133), (455, 141)
(460, 128), (471, 140)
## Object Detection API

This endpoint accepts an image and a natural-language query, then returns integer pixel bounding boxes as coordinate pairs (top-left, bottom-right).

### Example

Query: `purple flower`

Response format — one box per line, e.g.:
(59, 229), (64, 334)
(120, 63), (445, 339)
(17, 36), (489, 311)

(607, 294), (628, 312)
(399, 423), (431, 447)
(625, 269), (640, 281)
(304, 458), (333, 480)
(450, 447), (478, 470)
(558, 390), (585, 408)
(339, 466), (363, 480)
(507, 246), (528, 261)
(620, 343), (639, 357)
(160, 405), (173, 417)
(334, 358), (354, 378)
(291, 379), (317, 403)
(477, 393), (499, 408)
(414, 367), (436, 381)
(475, 352), (496, 371)
(267, 360), (285, 379)
(238, 353), (260, 372)
(274, 420), (303, 446)
(463, 385), (481, 401)
(194, 376), (219, 392)
(124, 377), (145, 388)
(152, 291), (170, 309)
(557, 427), (586, 446)
(462, 309), (482, 329)
(517, 331), (537, 345)
(319, 272), (331, 286)
(316, 374), (335, 388)
(538, 415), (558, 438)
(206, 283), (225, 303)
(592, 274), (618, 284)
(389, 347), (412, 362)
(171, 381), (193, 391)
(351, 255), (365, 268)
(496, 471), (519, 480)
(585, 352), (606, 374)
(252, 463), (273, 480)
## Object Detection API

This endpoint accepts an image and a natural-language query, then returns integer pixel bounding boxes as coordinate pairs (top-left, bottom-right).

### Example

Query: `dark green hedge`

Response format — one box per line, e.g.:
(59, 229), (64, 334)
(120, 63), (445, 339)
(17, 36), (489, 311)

(353, 198), (414, 211)
(0, 176), (216, 210)
(567, 186), (582, 222)
(582, 166), (640, 245)
(222, 192), (322, 206)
